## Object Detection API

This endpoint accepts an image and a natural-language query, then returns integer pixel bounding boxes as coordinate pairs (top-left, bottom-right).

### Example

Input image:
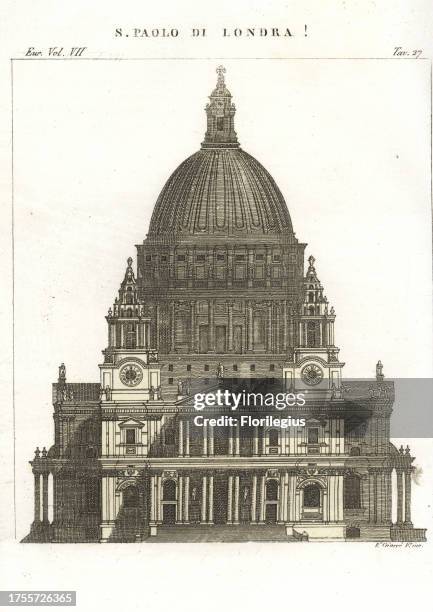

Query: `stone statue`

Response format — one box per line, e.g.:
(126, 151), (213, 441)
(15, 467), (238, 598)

(217, 363), (224, 379)
(58, 363), (66, 381)
(105, 385), (111, 401)
(177, 380), (183, 395)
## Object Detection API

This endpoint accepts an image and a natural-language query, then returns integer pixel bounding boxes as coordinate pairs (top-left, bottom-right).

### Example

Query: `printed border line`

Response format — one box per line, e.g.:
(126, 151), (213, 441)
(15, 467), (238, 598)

(10, 55), (433, 542)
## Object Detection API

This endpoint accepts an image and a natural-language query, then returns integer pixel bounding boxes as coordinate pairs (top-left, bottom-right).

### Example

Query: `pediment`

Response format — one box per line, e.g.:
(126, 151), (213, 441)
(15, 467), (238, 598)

(118, 418), (145, 428)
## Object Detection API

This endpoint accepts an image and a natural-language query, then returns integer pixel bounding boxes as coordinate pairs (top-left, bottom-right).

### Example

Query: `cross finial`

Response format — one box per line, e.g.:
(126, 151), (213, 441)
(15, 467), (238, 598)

(127, 257), (133, 267)
(308, 255), (315, 267)
(216, 65), (226, 84)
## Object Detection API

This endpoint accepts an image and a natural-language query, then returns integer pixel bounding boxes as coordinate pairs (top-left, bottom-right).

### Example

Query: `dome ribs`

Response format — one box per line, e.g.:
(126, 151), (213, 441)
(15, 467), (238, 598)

(224, 149), (245, 231)
(235, 150), (265, 232)
(214, 151), (227, 230)
(147, 148), (295, 238)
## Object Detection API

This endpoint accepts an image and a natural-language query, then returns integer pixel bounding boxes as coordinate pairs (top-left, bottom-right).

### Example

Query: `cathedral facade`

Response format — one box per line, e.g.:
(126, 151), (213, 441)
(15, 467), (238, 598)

(25, 67), (426, 543)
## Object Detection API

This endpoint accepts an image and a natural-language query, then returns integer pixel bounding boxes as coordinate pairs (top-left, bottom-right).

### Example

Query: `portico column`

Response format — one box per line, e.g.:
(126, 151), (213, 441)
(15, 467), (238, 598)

(261, 427), (266, 455)
(233, 475), (240, 524)
(404, 470), (413, 526)
(42, 472), (49, 524)
(209, 425), (214, 456)
(178, 419), (184, 457)
(184, 475), (190, 523)
(299, 321), (303, 347)
(234, 422), (240, 456)
(396, 469), (404, 525)
(251, 474), (258, 523)
(190, 301), (196, 352)
(227, 301), (234, 352)
(282, 300), (288, 352)
(227, 475), (233, 524)
(247, 301), (254, 351)
(253, 426), (259, 456)
(203, 424), (208, 456)
(157, 475), (162, 523)
(266, 301), (272, 352)
(201, 476), (207, 524)
(208, 475), (214, 524)
(185, 420), (190, 457)
(150, 475), (156, 523)
(208, 300), (215, 352)
(259, 475), (266, 523)
(177, 476), (183, 523)
(228, 428), (234, 456)
(33, 472), (41, 525)
(288, 472), (297, 522)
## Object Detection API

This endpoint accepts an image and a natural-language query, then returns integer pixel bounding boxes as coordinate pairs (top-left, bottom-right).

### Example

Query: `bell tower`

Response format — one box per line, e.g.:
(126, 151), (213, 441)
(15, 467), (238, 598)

(99, 258), (160, 402)
(284, 256), (344, 396)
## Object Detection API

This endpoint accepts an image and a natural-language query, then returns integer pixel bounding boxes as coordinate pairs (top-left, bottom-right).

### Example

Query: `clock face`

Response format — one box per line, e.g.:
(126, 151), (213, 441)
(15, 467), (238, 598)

(119, 364), (143, 387)
(301, 364), (324, 386)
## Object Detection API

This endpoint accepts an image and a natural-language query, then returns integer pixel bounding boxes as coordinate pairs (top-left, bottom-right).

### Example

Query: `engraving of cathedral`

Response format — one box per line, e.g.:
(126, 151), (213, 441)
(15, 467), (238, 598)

(24, 66), (426, 543)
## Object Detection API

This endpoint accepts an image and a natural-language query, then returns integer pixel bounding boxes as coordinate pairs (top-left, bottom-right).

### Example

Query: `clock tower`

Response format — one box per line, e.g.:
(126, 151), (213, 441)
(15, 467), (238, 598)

(99, 257), (160, 403)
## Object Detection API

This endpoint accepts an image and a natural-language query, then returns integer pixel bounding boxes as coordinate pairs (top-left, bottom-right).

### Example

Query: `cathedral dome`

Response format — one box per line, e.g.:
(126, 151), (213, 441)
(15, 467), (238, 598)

(147, 148), (293, 237)
(147, 66), (293, 239)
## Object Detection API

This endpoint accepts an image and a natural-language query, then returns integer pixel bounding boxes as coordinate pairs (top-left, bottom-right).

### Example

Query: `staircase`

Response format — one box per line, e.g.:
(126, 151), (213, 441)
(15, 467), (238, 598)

(147, 524), (296, 543)
(108, 509), (142, 543)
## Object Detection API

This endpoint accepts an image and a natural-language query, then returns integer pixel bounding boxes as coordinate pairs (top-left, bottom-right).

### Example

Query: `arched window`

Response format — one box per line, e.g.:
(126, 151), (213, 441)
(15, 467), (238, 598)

(268, 429), (279, 447)
(126, 293), (133, 305)
(344, 475), (361, 509)
(307, 321), (316, 347)
(163, 480), (176, 501)
(125, 322), (136, 349)
(123, 485), (138, 508)
(303, 484), (320, 508)
(266, 480), (278, 501)
(308, 292), (314, 303)
(308, 306), (315, 315)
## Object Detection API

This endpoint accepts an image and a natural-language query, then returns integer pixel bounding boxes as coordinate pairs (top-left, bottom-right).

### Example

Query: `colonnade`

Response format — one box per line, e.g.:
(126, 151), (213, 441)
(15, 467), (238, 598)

(167, 299), (333, 354)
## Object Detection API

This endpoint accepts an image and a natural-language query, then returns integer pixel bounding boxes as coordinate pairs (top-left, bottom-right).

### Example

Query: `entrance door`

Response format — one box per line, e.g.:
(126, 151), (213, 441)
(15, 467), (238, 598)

(265, 504), (277, 524)
(162, 504), (176, 524)
(233, 325), (242, 353)
(199, 325), (209, 353)
(216, 326), (226, 353)
(213, 476), (228, 524)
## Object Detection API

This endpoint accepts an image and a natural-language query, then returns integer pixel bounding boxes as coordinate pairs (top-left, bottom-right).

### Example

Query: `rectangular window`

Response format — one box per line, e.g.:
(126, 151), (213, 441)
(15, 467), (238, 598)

(256, 254), (264, 261)
(250, 364), (256, 372)
(168, 364), (173, 372)
(125, 429), (136, 444)
(307, 428), (319, 444)
(233, 364), (238, 372)
(177, 254), (186, 262)
(204, 364), (209, 372)
(217, 254), (225, 261)
(196, 254), (205, 262)
(187, 364), (191, 372)
(273, 254), (281, 262)
(235, 254), (246, 262)
(146, 255), (152, 262)
(217, 117), (224, 130)
(269, 364), (275, 372)
(168, 377), (174, 385)
(161, 255), (167, 262)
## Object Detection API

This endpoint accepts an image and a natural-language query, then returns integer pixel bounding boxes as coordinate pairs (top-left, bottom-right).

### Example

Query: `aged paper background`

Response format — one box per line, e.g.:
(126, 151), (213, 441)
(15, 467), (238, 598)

(1, 1), (432, 611)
